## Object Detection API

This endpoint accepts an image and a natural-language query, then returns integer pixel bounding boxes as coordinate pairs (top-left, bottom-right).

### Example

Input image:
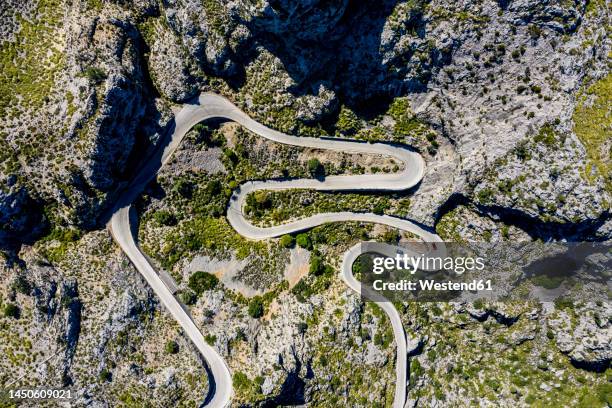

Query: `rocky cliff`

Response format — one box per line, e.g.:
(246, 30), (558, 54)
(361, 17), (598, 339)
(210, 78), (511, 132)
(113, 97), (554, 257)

(1, 0), (609, 248)
(0, 0), (610, 406)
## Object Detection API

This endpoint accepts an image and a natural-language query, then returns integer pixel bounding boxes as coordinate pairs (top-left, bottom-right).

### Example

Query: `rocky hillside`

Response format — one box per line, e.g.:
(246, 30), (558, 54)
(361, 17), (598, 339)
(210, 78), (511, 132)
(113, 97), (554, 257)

(1, 0), (610, 248)
(0, 0), (171, 246)
(0, 0), (610, 407)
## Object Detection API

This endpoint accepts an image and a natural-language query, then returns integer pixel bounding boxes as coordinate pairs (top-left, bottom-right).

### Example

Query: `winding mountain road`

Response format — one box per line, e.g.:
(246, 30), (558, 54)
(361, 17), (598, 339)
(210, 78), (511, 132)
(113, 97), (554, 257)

(109, 93), (442, 408)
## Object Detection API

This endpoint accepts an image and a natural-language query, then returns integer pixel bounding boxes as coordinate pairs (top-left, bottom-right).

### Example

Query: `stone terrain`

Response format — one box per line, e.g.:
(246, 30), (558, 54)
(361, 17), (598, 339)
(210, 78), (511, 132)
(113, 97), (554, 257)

(1, 0), (609, 246)
(0, 0), (610, 406)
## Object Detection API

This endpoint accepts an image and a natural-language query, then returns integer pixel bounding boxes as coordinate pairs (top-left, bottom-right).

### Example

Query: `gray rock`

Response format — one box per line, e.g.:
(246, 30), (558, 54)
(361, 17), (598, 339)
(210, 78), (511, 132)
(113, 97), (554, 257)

(164, 0), (242, 76)
(364, 342), (387, 366)
(407, 333), (426, 356)
(549, 303), (612, 371)
(148, 26), (199, 102)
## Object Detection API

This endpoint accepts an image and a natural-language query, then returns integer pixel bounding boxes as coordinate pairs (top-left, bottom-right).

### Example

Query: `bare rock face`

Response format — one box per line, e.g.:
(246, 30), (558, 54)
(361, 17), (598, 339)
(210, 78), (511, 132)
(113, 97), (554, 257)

(148, 24), (198, 102)
(237, 0), (448, 99)
(405, 0), (610, 236)
(1, 0), (609, 246)
(549, 302), (612, 372)
(163, 0), (246, 77)
(146, 0), (611, 241)
(503, 0), (586, 32)
(294, 84), (338, 122)
(0, 232), (211, 403)
(0, 3), (171, 241)
(154, 0), (450, 102)
(65, 16), (148, 191)
(0, 0), (37, 41)
(3, 1), (610, 407)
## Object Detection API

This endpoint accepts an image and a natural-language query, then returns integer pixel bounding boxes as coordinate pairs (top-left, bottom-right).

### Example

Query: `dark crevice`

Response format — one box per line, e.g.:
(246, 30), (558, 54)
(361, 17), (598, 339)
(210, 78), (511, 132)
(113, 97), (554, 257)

(569, 357), (611, 373)
(119, 22), (162, 183)
(238, 0), (439, 112)
(61, 280), (82, 386)
(434, 192), (609, 241)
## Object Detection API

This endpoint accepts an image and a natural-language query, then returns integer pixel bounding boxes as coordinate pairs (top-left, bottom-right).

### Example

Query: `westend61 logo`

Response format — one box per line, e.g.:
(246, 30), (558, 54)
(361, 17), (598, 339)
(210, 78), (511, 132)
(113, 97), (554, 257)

(372, 253), (486, 275)
(356, 241), (610, 303)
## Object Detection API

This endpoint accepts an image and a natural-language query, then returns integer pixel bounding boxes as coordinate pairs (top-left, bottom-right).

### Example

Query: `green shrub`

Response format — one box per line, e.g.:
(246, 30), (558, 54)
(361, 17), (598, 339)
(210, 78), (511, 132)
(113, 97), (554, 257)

(291, 280), (311, 302)
(308, 158), (324, 176)
(573, 72), (611, 191)
(253, 191), (270, 208)
(554, 297), (573, 310)
(409, 359), (423, 386)
(246, 191), (272, 216)
(372, 205), (383, 215)
(99, 369), (112, 382)
(12, 276), (32, 295)
(3, 303), (20, 319)
(179, 290), (197, 305)
(41, 227), (83, 263)
(596, 383), (612, 405)
(485, 378), (500, 391)
(47, 227), (82, 243)
(530, 84), (542, 94)
(473, 298), (485, 309)
(531, 274), (564, 289)
(164, 340), (179, 354)
(235, 328), (247, 342)
(514, 140), (531, 160)
(309, 255), (324, 275)
(223, 148), (238, 165)
(204, 334), (217, 345)
(382, 229), (400, 243)
(83, 67), (107, 84)
(153, 210), (176, 226)
(233, 372), (251, 391)
(387, 97), (428, 140)
(296, 233), (312, 249)
(476, 188), (494, 204)
(173, 179), (193, 198)
(528, 25), (542, 39)
(248, 296), (264, 318)
(191, 123), (212, 144)
(336, 105), (362, 135)
(279, 234), (295, 248)
(206, 180), (222, 195)
(188, 271), (219, 295)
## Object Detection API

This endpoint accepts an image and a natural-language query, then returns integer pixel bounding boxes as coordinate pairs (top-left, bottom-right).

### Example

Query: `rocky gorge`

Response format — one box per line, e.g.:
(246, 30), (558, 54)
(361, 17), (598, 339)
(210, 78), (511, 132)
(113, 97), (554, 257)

(0, 0), (610, 406)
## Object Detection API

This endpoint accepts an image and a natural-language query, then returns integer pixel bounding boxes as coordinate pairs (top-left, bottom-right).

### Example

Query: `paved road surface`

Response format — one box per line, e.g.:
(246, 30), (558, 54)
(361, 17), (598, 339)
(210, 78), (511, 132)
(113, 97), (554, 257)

(110, 207), (230, 407)
(109, 93), (443, 408)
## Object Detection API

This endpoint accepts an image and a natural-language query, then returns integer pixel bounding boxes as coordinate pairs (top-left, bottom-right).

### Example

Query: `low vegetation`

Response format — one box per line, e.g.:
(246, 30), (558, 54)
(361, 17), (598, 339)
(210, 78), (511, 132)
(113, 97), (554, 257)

(187, 271), (219, 295)
(573, 73), (611, 192)
(0, 0), (64, 117)
(291, 249), (336, 302)
(247, 297), (264, 318)
(3, 303), (20, 319)
(164, 340), (179, 354)
(279, 234), (295, 248)
(244, 189), (412, 227)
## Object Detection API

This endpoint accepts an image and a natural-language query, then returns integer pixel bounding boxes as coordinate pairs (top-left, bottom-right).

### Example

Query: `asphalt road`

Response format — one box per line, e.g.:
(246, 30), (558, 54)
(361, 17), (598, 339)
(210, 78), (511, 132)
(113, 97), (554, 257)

(109, 93), (443, 408)
(109, 207), (230, 407)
